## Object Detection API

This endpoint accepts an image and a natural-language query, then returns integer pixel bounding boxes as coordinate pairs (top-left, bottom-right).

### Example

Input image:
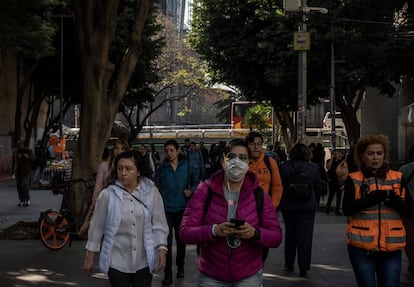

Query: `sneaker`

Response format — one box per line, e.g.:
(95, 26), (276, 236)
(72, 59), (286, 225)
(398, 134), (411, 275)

(23, 200), (30, 207)
(17, 202), (24, 207)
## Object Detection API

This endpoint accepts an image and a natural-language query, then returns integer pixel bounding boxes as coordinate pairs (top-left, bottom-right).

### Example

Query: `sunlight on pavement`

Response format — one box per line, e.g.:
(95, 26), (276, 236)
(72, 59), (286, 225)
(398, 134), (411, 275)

(263, 272), (307, 281)
(312, 264), (353, 272)
(8, 268), (77, 286)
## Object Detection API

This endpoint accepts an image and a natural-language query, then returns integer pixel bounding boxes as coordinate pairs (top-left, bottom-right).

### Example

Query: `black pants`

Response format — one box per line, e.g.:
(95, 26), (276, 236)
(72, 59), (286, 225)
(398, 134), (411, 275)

(282, 210), (315, 273)
(165, 211), (186, 276)
(326, 181), (342, 213)
(108, 267), (152, 287)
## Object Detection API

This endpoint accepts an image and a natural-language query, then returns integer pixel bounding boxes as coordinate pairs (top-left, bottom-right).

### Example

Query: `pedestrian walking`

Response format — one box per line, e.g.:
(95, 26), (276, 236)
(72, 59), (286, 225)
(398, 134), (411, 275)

(32, 140), (47, 186)
(155, 139), (199, 285)
(187, 141), (205, 182)
(83, 150), (168, 287)
(13, 140), (36, 206)
(279, 143), (322, 277)
(325, 149), (344, 215)
(179, 138), (282, 287)
(337, 134), (414, 287)
(398, 145), (414, 274)
(79, 139), (131, 237)
(246, 131), (283, 210)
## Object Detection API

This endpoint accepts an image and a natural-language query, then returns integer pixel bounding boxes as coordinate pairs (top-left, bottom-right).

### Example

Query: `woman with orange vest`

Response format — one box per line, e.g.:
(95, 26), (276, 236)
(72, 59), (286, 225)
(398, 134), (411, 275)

(337, 134), (414, 287)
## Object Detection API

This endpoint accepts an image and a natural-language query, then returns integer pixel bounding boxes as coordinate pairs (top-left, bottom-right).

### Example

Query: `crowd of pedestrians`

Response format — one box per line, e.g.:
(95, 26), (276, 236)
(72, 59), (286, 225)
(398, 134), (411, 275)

(10, 132), (414, 287)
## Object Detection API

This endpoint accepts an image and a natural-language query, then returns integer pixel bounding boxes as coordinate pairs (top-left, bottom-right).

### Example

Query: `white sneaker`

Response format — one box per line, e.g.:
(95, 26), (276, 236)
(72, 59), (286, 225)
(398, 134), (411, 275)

(17, 202), (24, 207)
(23, 200), (30, 207)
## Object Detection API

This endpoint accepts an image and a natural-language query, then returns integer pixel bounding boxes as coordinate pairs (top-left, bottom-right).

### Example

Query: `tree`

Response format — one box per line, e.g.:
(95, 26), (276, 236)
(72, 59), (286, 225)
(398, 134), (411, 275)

(0, 0), (60, 145)
(320, 0), (414, 144)
(68, 0), (154, 221)
(118, 14), (209, 140)
(189, 0), (414, 146)
(189, 0), (311, 147)
(244, 104), (272, 131)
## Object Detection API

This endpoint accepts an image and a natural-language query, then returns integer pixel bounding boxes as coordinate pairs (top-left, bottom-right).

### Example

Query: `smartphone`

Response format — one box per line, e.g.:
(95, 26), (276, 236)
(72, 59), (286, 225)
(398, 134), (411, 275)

(230, 218), (245, 228)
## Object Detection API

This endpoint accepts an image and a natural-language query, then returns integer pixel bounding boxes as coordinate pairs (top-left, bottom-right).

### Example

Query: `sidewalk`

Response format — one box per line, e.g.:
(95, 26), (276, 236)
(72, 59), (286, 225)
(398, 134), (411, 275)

(0, 177), (62, 232)
(0, 177), (413, 286)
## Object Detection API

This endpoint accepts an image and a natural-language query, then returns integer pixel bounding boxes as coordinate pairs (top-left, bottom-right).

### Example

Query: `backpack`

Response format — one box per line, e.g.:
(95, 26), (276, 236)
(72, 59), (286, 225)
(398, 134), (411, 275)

(199, 184), (269, 261)
(284, 164), (314, 202)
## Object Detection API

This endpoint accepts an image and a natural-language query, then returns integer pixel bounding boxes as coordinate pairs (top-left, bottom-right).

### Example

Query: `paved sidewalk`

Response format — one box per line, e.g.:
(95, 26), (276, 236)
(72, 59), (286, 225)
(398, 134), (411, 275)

(0, 177), (62, 231)
(0, 177), (413, 286)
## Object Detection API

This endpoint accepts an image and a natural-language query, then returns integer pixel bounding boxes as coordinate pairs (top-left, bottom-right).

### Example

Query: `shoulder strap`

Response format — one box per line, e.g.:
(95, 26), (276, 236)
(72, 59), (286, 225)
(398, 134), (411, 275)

(254, 186), (264, 224)
(114, 183), (149, 210)
(264, 155), (273, 178)
(263, 155), (273, 195)
(203, 183), (214, 217)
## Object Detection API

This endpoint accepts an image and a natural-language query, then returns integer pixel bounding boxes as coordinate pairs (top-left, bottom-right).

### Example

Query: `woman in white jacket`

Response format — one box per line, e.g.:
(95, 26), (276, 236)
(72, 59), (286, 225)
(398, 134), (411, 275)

(84, 150), (169, 287)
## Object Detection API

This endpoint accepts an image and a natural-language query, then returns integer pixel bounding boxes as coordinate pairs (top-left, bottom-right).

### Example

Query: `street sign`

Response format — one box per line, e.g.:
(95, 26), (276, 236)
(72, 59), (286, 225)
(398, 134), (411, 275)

(294, 32), (310, 51)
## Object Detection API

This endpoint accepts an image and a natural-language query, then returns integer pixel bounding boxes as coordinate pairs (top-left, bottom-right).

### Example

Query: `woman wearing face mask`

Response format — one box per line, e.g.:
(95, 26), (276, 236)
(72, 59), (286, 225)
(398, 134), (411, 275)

(179, 138), (282, 287)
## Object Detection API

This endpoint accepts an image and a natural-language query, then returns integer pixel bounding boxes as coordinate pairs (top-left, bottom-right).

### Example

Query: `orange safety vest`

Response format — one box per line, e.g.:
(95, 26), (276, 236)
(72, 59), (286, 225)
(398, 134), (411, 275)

(346, 170), (406, 252)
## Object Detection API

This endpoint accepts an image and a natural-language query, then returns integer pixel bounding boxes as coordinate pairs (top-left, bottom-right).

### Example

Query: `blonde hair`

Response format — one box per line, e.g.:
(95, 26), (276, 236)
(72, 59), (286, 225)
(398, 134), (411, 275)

(354, 134), (390, 168)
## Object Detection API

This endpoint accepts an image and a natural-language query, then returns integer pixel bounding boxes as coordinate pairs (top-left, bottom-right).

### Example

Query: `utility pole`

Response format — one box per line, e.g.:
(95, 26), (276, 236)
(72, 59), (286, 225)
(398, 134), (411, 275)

(59, 13), (64, 139)
(285, 0), (328, 142)
(330, 41), (336, 150)
(297, 0), (307, 142)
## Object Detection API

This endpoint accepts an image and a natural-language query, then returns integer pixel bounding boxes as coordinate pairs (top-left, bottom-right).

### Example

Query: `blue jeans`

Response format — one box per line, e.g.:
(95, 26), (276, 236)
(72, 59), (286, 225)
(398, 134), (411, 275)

(198, 269), (262, 287)
(347, 245), (401, 287)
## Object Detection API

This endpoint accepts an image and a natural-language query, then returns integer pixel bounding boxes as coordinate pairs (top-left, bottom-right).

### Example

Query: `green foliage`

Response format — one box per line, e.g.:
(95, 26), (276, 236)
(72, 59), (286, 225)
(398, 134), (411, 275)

(244, 104), (272, 131)
(190, 0), (414, 143)
(113, 0), (164, 111)
(0, 0), (60, 59)
(190, 0), (302, 110)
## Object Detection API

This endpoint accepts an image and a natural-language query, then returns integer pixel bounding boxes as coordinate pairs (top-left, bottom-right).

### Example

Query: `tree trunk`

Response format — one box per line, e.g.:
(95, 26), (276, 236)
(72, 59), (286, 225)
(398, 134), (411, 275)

(336, 86), (364, 147)
(69, 0), (151, 222)
(276, 110), (294, 152)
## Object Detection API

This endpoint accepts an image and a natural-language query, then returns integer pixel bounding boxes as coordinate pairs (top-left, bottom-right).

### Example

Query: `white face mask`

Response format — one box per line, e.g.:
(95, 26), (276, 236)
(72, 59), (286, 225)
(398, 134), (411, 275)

(223, 158), (249, 182)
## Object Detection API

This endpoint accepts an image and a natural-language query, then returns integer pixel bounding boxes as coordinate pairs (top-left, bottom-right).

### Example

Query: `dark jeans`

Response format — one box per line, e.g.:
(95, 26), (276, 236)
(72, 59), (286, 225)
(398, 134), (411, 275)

(326, 181), (342, 213)
(16, 174), (31, 202)
(347, 245), (401, 287)
(165, 211), (186, 276)
(282, 210), (315, 273)
(108, 267), (152, 287)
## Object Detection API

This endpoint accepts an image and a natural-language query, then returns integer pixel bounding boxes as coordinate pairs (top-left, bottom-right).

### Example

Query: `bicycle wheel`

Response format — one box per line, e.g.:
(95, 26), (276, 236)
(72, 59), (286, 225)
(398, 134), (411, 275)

(39, 211), (70, 250)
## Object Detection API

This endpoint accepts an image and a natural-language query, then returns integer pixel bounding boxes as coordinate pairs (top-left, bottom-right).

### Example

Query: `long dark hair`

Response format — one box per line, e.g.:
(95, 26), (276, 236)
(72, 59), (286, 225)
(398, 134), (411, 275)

(109, 139), (131, 169)
(288, 143), (312, 161)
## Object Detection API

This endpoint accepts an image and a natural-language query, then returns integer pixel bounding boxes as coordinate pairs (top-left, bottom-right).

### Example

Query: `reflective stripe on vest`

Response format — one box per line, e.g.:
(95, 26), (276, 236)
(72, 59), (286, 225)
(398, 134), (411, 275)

(346, 170), (406, 252)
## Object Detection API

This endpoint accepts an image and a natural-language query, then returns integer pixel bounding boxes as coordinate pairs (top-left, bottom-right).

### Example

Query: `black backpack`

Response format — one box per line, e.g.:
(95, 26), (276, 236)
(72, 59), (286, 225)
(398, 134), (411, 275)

(199, 184), (269, 261)
(284, 163), (314, 202)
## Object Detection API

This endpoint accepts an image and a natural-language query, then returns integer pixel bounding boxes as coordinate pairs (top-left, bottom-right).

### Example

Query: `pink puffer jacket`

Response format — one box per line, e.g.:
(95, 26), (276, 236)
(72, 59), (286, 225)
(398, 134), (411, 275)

(179, 169), (282, 282)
